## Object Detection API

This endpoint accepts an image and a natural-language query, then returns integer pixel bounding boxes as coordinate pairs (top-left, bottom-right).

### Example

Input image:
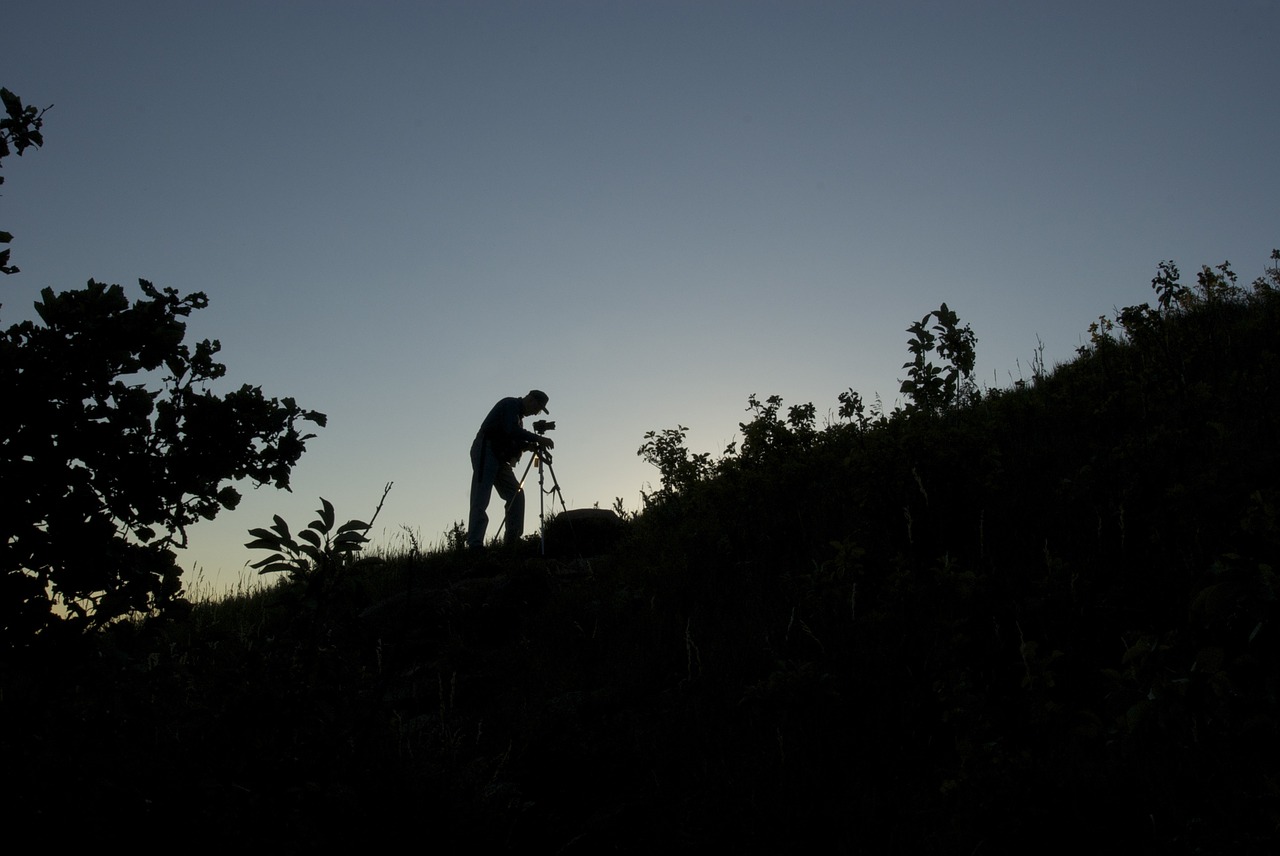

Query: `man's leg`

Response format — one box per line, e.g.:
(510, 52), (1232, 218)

(493, 463), (525, 547)
(467, 443), (499, 549)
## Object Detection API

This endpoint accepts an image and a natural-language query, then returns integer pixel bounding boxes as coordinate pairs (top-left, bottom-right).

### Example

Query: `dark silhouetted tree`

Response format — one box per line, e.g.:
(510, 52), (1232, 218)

(1, 280), (326, 641)
(0, 87), (324, 643)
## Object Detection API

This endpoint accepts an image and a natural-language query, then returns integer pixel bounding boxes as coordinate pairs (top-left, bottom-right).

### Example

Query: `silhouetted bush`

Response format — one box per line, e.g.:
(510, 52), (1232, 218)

(1, 89), (325, 643)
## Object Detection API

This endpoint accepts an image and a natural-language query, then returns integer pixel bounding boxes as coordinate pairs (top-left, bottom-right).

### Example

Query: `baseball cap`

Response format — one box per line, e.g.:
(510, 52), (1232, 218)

(528, 389), (550, 414)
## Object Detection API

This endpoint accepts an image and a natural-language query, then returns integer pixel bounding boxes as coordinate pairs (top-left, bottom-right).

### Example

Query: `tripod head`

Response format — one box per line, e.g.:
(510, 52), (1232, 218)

(529, 419), (556, 462)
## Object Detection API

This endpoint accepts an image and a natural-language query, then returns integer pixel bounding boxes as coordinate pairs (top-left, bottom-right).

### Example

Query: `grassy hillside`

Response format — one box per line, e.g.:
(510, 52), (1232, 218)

(4, 255), (1279, 854)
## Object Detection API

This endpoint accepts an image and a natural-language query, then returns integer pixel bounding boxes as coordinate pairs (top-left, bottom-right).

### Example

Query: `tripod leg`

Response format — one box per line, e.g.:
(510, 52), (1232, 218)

(537, 459), (576, 557)
(537, 455), (547, 555)
(542, 460), (571, 517)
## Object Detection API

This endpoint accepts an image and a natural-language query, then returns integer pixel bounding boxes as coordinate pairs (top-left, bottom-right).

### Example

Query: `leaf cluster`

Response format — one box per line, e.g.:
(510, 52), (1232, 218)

(0, 87), (51, 274)
(244, 484), (391, 615)
(636, 425), (714, 503)
(899, 301), (978, 413)
(1, 279), (326, 641)
(246, 498), (374, 579)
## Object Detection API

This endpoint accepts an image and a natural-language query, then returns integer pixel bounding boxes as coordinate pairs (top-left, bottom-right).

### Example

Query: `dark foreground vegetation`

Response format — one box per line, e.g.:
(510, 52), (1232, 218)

(4, 252), (1279, 854)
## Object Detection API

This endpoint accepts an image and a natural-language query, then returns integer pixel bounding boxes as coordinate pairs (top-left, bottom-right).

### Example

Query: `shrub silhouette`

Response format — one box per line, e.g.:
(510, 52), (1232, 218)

(1, 280), (326, 641)
(900, 302), (978, 413)
(245, 486), (390, 615)
(0, 92), (324, 642)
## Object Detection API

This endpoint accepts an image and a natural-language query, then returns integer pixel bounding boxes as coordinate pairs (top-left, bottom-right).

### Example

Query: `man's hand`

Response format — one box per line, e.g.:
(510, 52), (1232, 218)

(542, 437), (555, 450)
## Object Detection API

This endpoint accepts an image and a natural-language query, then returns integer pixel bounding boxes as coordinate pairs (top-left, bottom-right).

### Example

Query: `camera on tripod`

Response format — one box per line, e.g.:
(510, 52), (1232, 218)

(525, 419), (556, 461)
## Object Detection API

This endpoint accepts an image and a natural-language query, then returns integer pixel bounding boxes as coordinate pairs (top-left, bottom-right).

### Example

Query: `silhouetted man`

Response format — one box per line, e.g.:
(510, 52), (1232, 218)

(467, 389), (554, 551)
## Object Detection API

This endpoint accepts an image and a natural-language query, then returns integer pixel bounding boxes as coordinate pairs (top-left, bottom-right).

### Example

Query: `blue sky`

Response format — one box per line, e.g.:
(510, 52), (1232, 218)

(4, 1), (1278, 594)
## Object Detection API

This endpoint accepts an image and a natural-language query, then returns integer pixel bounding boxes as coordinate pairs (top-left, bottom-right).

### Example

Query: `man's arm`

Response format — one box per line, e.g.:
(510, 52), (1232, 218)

(495, 398), (551, 452)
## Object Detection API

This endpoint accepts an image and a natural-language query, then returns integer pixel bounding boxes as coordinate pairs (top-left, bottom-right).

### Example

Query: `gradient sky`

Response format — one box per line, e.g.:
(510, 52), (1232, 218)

(4, 0), (1278, 595)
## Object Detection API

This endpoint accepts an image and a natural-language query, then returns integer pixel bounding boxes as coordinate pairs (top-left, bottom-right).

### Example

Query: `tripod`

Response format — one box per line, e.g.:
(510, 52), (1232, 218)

(497, 444), (569, 555)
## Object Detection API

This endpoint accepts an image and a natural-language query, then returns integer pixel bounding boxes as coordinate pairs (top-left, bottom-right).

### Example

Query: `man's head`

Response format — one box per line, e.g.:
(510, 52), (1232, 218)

(523, 389), (550, 416)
